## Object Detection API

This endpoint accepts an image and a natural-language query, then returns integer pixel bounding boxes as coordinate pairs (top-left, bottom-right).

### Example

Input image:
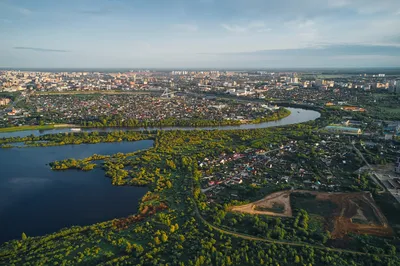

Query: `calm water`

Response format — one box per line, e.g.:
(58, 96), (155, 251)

(0, 108), (320, 244)
(0, 108), (320, 138)
(0, 140), (153, 244)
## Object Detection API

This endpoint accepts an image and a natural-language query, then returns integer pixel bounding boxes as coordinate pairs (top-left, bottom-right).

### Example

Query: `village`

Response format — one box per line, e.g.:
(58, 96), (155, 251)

(198, 131), (400, 205)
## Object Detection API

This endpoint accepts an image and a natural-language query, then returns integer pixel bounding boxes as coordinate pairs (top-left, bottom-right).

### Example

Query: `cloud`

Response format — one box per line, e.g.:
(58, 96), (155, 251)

(221, 24), (247, 33)
(257, 28), (272, 33)
(221, 44), (400, 57)
(284, 19), (315, 29)
(13, 47), (70, 53)
(77, 2), (125, 16)
(221, 20), (271, 33)
(198, 44), (400, 68)
(79, 8), (113, 15)
(0, 18), (11, 24)
(17, 7), (32, 15)
(172, 23), (198, 32)
(388, 35), (400, 43)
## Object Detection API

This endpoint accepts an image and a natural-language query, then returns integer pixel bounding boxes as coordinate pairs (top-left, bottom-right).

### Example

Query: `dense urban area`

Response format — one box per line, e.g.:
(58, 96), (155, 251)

(1, 69), (400, 265)
(1, 69), (400, 127)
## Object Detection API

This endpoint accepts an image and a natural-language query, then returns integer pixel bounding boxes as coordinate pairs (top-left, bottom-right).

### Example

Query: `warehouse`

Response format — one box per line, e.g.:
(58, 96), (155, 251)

(325, 125), (362, 135)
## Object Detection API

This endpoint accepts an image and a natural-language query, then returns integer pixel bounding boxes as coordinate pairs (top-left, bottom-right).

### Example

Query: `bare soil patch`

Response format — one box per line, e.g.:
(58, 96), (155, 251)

(230, 190), (292, 217)
(230, 190), (392, 238)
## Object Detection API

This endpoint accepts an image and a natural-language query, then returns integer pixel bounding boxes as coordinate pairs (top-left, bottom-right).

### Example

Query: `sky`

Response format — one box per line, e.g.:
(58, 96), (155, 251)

(1, 0), (400, 68)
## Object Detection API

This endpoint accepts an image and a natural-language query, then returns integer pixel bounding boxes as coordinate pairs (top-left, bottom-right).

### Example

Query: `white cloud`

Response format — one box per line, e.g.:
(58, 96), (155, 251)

(282, 19), (319, 45)
(17, 8), (32, 15)
(0, 2), (33, 16)
(285, 19), (315, 29)
(248, 21), (266, 28)
(221, 20), (271, 33)
(221, 24), (247, 33)
(0, 19), (12, 24)
(325, 0), (400, 14)
(257, 28), (272, 33)
(172, 24), (198, 32)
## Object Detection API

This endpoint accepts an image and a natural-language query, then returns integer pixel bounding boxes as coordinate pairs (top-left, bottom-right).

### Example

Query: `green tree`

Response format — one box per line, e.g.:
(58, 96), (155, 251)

(161, 233), (168, 243)
(21, 232), (27, 241)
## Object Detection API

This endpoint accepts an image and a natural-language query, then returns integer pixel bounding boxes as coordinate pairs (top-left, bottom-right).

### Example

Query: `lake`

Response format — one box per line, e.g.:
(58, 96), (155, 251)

(0, 107), (320, 244)
(0, 140), (153, 244)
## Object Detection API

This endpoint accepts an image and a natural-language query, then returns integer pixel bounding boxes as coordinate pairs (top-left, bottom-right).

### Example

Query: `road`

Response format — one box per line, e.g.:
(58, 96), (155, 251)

(351, 142), (386, 192)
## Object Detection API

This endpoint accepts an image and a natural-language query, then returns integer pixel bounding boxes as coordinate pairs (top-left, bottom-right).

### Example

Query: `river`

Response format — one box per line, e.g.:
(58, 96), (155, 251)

(0, 108), (320, 138)
(0, 107), (320, 244)
(0, 140), (153, 244)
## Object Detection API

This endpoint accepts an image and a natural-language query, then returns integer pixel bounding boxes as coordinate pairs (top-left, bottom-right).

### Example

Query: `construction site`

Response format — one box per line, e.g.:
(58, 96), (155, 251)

(230, 190), (392, 239)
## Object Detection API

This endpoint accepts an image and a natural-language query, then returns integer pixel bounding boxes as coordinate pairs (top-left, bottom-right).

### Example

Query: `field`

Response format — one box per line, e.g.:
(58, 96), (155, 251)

(0, 124), (56, 133)
(0, 124), (78, 133)
(230, 190), (392, 238)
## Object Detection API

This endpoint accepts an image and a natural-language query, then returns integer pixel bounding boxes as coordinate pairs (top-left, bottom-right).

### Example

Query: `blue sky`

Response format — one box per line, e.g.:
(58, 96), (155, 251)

(1, 0), (400, 68)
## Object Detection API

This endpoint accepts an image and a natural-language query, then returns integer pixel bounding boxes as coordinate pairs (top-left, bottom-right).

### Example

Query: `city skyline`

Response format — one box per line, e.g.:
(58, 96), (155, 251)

(1, 0), (400, 68)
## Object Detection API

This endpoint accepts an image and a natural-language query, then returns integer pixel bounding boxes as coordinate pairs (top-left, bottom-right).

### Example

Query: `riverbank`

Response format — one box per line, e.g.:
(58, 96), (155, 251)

(0, 125), (56, 133)
(0, 124), (79, 133)
(0, 108), (291, 134)
(0, 108), (319, 139)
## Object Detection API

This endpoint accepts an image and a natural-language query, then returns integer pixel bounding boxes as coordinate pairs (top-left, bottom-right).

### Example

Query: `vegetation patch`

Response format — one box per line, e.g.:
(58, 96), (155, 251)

(291, 192), (338, 217)
(254, 202), (285, 213)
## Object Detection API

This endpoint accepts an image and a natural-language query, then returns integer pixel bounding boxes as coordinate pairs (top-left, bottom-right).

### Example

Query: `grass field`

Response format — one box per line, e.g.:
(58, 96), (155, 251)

(0, 125), (56, 133)
(254, 202), (285, 213)
(0, 124), (82, 133)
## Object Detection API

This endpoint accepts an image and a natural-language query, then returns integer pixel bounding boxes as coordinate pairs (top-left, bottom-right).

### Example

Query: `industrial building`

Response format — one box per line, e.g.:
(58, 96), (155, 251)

(325, 125), (362, 135)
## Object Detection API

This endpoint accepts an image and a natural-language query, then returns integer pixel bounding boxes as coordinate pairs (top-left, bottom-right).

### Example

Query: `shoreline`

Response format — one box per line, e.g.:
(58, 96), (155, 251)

(0, 109), (291, 134)
(0, 124), (79, 133)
